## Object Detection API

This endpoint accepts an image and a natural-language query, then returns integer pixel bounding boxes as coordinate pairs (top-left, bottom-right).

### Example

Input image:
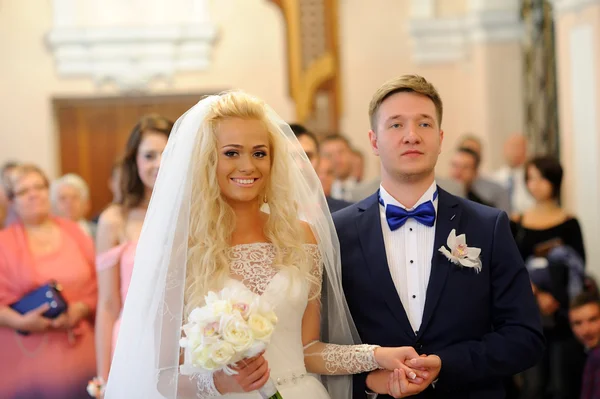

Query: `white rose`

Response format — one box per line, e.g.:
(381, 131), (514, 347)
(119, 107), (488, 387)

(192, 346), (218, 370)
(209, 340), (236, 366)
(204, 291), (220, 304)
(181, 324), (204, 349)
(182, 322), (202, 337)
(248, 314), (274, 342)
(203, 321), (220, 338)
(232, 302), (252, 320)
(212, 300), (233, 316)
(221, 315), (253, 352)
(189, 307), (219, 325)
(253, 299), (278, 323)
(264, 310), (278, 325)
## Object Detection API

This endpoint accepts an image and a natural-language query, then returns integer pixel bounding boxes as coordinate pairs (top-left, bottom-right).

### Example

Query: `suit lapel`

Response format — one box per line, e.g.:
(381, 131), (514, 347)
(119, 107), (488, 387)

(356, 193), (415, 340)
(418, 188), (461, 338)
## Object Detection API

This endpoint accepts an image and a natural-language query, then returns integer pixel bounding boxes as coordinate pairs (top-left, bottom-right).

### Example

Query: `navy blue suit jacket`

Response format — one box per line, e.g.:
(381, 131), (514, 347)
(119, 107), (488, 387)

(333, 188), (544, 398)
(326, 196), (352, 213)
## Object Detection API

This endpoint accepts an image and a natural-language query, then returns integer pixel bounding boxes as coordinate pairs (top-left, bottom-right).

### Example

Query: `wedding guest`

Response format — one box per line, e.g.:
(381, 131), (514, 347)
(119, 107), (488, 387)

(449, 147), (494, 207)
(492, 134), (534, 214)
(291, 123), (351, 212)
(351, 148), (365, 183)
(456, 135), (511, 213)
(0, 164), (97, 399)
(93, 114), (173, 391)
(1, 161), (20, 227)
(512, 155), (586, 399)
(320, 134), (356, 202)
(570, 293), (600, 399)
(50, 173), (95, 237)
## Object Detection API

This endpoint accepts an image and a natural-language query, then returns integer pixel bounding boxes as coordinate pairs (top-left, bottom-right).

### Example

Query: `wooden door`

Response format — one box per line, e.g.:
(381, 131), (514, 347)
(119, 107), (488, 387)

(54, 94), (208, 218)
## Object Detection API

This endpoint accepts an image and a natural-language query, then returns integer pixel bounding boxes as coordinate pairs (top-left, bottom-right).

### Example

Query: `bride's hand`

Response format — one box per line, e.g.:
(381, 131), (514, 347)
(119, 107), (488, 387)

(213, 354), (270, 394)
(374, 347), (428, 382)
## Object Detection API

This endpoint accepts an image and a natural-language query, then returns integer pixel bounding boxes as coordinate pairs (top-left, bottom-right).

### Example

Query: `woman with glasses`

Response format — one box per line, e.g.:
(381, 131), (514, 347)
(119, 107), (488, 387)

(0, 164), (97, 399)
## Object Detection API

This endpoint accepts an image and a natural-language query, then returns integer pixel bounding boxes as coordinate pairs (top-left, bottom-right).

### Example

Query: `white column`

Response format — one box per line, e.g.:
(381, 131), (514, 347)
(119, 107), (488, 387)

(552, 0), (600, 276)
(190, 0), (211, 24)
(468, 0), (521, 12)
(411, 0), (435, 19)
(52, 0), (76, 28)
(569, 25), (600, 277)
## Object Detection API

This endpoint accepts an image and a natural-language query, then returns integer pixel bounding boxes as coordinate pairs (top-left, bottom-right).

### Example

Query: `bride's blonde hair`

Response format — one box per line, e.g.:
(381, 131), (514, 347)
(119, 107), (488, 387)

(184, 91), (316, 315)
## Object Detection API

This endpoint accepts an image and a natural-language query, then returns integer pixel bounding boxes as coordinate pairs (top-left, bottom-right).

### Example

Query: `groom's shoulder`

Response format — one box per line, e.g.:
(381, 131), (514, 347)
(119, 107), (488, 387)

(450, 190), (506, 225)
(332, 193), (378, 227)
(331, 202), (362, 226)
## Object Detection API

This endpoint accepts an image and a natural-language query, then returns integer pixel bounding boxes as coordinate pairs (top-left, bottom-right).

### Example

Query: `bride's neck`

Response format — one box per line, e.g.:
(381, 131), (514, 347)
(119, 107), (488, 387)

(229, 200), (265, 238)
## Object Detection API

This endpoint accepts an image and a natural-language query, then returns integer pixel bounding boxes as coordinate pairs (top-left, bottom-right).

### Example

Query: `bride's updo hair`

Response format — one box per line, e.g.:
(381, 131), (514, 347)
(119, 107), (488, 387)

(184, 91), (317, 315)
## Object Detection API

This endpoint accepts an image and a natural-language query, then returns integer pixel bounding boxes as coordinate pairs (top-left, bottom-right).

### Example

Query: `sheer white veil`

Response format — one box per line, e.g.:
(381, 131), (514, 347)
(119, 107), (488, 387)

(104, 92), (360, 399)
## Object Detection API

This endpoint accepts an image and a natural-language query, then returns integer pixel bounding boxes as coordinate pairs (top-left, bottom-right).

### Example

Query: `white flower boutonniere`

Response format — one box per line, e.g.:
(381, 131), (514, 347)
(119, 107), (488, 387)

(438, 229), (482, 273)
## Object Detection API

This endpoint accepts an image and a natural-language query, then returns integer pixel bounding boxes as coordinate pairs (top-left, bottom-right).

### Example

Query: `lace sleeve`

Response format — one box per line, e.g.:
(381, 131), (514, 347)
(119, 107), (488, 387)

(303, 341), (381, 375)
(306, 245), (323, 299)
(176, 371), (221, 399)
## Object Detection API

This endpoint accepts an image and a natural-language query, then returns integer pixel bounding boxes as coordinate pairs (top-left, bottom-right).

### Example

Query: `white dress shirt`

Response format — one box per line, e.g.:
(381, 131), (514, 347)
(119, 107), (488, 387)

(379, 182), (438, 333)
(491, 166), (534, 214)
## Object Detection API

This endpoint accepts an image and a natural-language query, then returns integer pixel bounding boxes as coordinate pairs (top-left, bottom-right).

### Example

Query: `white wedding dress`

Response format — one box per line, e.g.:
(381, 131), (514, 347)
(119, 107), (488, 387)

(180, 243), (378, 399)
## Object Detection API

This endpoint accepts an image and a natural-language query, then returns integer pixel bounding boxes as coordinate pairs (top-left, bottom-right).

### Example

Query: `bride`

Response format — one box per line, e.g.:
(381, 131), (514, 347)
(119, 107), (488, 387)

(104, 92), (427, 399)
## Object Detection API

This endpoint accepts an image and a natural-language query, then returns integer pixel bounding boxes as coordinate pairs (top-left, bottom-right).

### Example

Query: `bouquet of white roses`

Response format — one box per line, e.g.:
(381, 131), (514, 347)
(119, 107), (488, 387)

(180, 287), (282, 399)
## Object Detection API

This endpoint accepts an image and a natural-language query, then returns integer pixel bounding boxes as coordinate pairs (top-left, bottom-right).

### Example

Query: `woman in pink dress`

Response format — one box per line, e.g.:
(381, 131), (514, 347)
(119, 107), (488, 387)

(0, 164), (97, 399)
(93, 114), (173, 389)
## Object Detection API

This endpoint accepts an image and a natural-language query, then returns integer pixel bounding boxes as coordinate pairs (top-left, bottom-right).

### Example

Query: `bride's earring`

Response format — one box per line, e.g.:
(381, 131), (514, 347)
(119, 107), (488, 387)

(263, 193), (268, 203)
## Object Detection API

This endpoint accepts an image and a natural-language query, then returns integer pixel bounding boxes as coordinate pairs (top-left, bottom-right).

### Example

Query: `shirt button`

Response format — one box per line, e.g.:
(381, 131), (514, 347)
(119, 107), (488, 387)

(412, 295), (416, 299)
(410, 260), (414, 264)
(410, 228), (413, 231)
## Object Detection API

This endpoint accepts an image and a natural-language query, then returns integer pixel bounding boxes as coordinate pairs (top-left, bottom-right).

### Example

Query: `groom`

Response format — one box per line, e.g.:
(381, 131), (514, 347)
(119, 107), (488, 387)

(333, 75), (544, 398)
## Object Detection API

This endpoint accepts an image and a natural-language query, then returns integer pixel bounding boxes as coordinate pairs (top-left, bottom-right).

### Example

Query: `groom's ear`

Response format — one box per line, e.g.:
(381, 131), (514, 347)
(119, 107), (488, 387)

(368, 130), (380, 156)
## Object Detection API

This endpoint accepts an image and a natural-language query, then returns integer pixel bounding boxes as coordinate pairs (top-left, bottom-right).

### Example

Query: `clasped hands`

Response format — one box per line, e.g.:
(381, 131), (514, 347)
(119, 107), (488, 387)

(369, 347), (442, 398)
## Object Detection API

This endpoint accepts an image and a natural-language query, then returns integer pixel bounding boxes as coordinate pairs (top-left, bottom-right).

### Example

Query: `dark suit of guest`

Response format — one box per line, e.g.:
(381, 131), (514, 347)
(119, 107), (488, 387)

(333, 186), (544, 398)
(581, 346), (600, 399)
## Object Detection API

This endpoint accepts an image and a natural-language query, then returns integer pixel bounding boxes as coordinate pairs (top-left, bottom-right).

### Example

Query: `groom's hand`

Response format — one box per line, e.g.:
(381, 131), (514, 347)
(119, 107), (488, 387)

(374, 347), (428, 382)
(387, 355), (442, 398)
(408, 354), (441, 379)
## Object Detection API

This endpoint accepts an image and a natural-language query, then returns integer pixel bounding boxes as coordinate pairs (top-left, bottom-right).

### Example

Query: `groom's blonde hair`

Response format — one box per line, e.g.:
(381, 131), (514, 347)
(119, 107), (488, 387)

(369, 74), (443, 131)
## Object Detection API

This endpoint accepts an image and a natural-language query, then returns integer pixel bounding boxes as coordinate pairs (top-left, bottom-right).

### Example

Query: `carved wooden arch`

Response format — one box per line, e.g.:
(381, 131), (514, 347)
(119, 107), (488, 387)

(269, 0), (341, 133)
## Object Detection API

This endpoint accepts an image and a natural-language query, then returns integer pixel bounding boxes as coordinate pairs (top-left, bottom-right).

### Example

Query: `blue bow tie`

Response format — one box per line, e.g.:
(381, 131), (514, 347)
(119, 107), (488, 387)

(379, 191), (438, 230)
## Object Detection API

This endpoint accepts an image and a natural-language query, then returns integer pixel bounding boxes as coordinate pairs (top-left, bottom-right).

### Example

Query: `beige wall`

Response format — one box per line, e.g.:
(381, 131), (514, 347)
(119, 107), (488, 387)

(0, 0), (523, 183)
(0, 0), (294, 177)
(436, 0), (468, 18)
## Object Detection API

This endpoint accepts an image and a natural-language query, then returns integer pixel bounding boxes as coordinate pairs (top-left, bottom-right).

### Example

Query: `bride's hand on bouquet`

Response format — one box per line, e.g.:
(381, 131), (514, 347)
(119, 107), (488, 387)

(374, 347), (428, 382)
(214, 353), (271, 394)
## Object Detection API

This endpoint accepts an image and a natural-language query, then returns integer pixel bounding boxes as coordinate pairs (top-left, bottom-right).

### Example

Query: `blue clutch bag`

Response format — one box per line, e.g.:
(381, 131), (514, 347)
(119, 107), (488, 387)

(10, 281), (68, 334)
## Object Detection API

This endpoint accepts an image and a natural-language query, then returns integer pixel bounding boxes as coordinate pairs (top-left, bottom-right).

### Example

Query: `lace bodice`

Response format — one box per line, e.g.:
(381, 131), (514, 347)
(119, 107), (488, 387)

(228, 243), (323, 297)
